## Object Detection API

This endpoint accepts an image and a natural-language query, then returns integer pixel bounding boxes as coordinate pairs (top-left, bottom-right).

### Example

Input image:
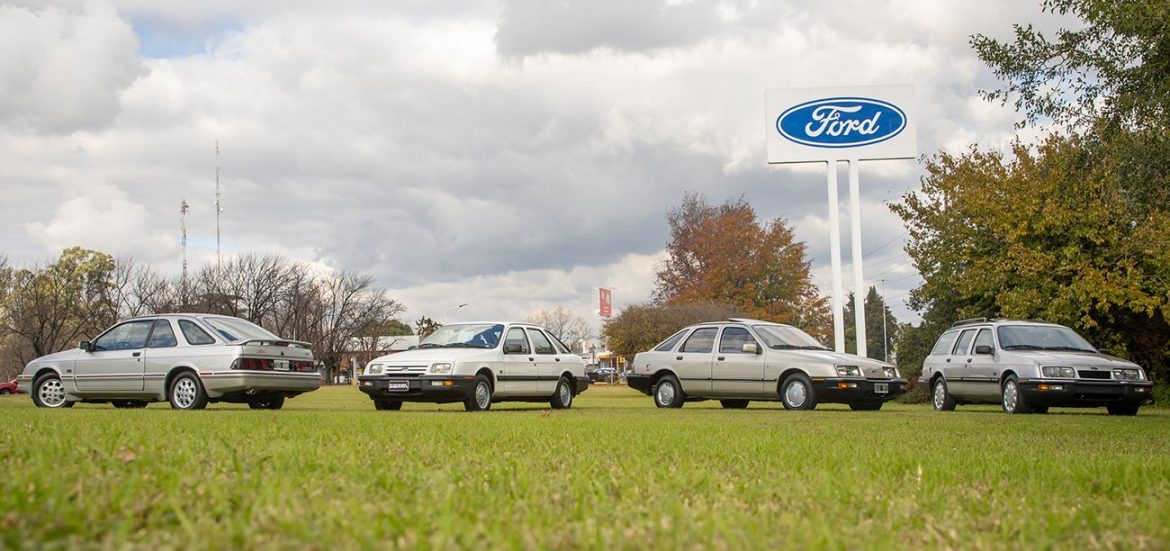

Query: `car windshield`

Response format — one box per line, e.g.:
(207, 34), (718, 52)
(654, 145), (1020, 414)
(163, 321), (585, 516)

(997, 325), (1096, 352)
(201, 316), (280, 342)
(418, 323), (504, 349)
(752, 325), (829, 350)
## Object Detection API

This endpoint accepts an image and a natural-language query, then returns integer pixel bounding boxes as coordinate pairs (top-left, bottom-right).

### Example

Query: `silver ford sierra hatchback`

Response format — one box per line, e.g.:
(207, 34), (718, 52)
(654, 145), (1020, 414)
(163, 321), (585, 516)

(15, 314), (320, 410)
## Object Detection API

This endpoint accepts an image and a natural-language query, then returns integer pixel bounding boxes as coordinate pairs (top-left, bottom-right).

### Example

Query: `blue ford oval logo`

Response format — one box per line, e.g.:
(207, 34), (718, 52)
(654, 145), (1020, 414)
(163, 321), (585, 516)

(776, 97), (906, 148)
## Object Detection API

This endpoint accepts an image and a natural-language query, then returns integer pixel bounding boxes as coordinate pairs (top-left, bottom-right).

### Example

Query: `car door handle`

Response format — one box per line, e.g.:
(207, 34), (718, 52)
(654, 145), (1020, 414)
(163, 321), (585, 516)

(717, 356), (726, 361)
(676, 356), (683, 360)
(966, 358), (972, 363)
(945, 358), (951, 363)
(132, 352), (141, 357)
(555, 358), (561, 362)
(528, 357), (535, 362)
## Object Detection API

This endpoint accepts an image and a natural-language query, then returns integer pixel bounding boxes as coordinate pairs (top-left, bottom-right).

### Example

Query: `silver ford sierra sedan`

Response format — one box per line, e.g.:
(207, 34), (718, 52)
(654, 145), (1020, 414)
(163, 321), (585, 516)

(15, 314), (320, 410)
(625, 318), (908, 410)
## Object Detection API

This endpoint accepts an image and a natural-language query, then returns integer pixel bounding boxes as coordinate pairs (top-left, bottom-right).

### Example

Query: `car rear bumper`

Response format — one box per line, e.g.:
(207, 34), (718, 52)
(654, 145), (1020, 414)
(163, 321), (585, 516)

(200, 371), (322, 397)
(811, 377), (909, 404)
(626, 373), (654, 395)
(575, 376), (591, 395)
(358, 375), (478, 403)
(1016, 378), (1153, 407)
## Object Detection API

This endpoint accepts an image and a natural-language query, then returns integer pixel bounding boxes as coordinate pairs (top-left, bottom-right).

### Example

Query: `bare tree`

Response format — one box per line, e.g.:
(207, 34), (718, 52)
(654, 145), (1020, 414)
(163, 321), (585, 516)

(526, 306), (592, 349)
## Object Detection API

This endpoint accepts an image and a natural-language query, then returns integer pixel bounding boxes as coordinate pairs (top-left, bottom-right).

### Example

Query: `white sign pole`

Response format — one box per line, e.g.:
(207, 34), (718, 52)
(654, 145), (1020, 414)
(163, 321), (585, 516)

(848, 159), (867, 358)
(826, 160), (845, 353)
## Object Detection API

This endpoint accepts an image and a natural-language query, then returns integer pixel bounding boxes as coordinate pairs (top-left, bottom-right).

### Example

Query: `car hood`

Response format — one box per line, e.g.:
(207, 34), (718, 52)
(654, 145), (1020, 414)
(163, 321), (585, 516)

(367, 347), (494, 366)
(1011, 350), (1141, 369)
(780, 349), (895, 376)
(28, 348), (83, 368)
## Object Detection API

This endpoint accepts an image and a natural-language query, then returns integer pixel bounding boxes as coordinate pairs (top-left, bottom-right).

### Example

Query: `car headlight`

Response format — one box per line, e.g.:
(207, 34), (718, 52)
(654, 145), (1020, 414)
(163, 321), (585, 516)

(882, 367), (898, 378)
(366, 364), (382, 375)
(1040, 366), (1075, 378)
(430, 363), (453, 374)
(836, 365), (861, 377)
(1113, 368), (1143, 381)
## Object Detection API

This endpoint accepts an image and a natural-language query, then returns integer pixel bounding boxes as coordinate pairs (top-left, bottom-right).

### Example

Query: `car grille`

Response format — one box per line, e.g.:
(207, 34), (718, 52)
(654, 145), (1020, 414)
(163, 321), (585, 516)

(1077, 370), (1111, 380)
(383, 366), (428, 377)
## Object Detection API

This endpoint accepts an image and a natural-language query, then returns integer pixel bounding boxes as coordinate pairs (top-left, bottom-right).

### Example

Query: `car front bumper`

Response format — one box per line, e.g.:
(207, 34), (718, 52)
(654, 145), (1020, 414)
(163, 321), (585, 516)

(358, 375), (478, 403)
(811, 377), (909, 404)
(200, 370), (322, 397)
(1016, 378), (1153, 407)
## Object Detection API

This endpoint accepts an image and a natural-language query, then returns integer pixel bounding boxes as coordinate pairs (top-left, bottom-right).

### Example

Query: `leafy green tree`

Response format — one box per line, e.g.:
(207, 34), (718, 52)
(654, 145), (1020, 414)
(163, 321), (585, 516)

(414, 316), (442, 338)
(602, 301), (742, 359)
(843, 287), (899, 361)
(655, 193), (830, 339)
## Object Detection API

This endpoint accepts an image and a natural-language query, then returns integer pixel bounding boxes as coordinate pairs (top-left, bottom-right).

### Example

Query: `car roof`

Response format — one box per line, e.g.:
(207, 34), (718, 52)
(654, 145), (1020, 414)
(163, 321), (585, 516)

(681, 318), (797, 329)
(948, 318), (1066, 329)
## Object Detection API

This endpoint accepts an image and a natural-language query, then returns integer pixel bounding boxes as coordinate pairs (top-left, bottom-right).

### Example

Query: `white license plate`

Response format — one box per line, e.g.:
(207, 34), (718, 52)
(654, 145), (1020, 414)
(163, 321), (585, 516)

(874, 382), (889, 394)
(274, 360), (290, 371)
(386, 380), (409, 392)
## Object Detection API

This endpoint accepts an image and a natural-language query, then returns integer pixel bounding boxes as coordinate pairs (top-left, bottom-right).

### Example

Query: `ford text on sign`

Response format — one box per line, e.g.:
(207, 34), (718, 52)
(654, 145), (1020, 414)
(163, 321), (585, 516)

(766, 85), (917, 163)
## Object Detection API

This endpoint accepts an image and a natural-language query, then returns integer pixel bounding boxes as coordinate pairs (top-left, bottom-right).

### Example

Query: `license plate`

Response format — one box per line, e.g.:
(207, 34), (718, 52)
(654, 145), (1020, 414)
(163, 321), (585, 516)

(274, 360), (290, 371)
(874, 382), (889, 394)
(386, 380), (409, 392)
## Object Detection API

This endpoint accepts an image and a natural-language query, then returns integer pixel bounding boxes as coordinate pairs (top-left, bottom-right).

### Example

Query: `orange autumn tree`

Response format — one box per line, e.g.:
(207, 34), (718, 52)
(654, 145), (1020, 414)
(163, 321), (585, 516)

(654, 193), (830, 340)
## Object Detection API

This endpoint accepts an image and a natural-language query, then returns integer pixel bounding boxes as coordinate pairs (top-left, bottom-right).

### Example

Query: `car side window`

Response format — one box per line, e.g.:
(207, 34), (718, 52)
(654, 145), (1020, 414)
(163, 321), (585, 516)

(680, 328), (718, 354)
(147, 320), (178, 348)
(527, 329), (556, 355)
(549, 333), (572, 354)
(654, 330), (689, 352)
(952, 329), (976, 356)
(719, 327), (758, 354)
(504, 327), (530, 354)
(93, 321), (154, 351)
(973, 328), (994, 351)
(179, 320), (216, 345)
(930, 331), (959, 356)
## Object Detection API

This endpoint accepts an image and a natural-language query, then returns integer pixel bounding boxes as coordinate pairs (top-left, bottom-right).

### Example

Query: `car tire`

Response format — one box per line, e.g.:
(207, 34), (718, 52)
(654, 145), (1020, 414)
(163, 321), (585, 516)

(374, 399), (403, 411)
(550, 377), (574, 409)
(0, 389), (10, 395)
(653, 375), (684, 408)
(719, 399), (749, 409)
(111, 400), (149, 409)
(464, 374), (493, 412)
(1106, 404), (1140, 416)
(168, 372), (209, 410)
(780, 373), (817, 410)
(1001, 375), (1032, 414)
(849, 402), (883, 411)
(932, 377), (956, 412)
(32, 373), (74, 409)
(248, 397), (285, 410)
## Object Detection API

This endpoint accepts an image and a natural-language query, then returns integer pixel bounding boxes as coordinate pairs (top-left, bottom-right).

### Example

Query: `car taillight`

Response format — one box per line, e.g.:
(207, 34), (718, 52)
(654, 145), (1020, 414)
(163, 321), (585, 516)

(233, 357), (272, 370)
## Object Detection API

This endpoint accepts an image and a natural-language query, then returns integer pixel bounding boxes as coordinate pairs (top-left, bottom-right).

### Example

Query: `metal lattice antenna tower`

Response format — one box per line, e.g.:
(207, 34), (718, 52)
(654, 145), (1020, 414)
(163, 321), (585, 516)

(214, 140), (222, 264)
(179, 199), (189, 288)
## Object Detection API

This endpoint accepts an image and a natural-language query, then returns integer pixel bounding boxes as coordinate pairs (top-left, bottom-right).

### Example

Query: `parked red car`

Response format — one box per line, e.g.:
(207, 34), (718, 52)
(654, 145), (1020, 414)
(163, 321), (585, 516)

(0, 379), (19, 394)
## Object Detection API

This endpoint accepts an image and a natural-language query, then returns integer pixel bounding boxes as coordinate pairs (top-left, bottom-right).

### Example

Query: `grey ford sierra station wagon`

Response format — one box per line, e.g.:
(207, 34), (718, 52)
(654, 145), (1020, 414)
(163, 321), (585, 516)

(625, 319), (907, 410)
(921, 318), (1153, 415)
(16, 314), (320, 410)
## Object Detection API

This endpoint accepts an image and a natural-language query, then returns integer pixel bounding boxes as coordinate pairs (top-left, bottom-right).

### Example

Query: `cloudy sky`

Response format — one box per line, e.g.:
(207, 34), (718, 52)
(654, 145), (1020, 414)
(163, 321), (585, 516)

(0, 0), (1070, 338)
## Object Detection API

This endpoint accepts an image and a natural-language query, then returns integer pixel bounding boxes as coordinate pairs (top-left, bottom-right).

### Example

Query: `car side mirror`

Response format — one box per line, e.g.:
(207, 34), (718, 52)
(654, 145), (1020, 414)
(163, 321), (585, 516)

(742, 343), (759, 354)
(504, 343), (522, 354)
(974, 344), (994, 355)
(79, 340), (92, 352)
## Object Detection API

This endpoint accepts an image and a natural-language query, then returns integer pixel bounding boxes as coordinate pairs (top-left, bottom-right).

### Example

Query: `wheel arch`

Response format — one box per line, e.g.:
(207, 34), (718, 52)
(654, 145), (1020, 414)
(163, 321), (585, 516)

(475, 367), (495, 391)
(651, 368), (678, 385)
(33, 366), (63, 384)
(164, 366), (200, 398)
(776, 367), (809, 394)
(999, 369), (1019, 387)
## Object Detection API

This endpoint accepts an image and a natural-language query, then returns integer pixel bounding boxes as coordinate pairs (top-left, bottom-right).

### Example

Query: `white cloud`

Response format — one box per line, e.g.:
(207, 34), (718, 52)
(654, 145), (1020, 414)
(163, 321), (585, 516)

(26, 183), (179, 261)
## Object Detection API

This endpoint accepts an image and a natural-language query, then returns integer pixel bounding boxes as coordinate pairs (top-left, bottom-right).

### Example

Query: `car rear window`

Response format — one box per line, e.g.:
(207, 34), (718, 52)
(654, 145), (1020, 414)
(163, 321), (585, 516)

(654, 330), (689, 352)
(952, 329), (977, 356)
(680, 328), (717, 354)
(147, 320), (178, 348)
(179, 320), (216, 345)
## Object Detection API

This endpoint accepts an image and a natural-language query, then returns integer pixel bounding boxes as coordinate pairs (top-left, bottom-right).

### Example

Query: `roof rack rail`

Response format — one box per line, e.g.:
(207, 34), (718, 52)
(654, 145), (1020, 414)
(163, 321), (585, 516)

(951, 317), (988, 327)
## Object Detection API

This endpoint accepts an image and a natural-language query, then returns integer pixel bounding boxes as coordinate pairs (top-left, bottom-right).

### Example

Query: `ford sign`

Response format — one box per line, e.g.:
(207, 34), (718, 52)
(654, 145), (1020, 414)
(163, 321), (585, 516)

(776, 97), (907, 149)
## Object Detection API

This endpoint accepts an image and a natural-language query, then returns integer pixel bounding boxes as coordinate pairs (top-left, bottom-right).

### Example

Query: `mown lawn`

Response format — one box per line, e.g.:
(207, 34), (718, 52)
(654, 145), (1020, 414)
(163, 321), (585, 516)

(1, 385), (1168, 549)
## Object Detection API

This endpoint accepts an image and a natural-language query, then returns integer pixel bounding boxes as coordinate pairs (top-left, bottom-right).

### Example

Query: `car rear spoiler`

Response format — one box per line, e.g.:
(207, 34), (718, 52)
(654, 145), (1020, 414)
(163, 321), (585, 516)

(230, 338), (312, 349)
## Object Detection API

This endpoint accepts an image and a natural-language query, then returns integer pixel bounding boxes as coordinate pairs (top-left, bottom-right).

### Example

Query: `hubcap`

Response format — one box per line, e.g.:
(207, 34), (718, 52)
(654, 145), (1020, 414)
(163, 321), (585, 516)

(38, 378), (66, 407)
(559, 382), (571, 405)
(174, 378), (198, 409)
(656, 381), (675, 405)
(785, 381), (807, 407)
(933, 381), (945, 409)
(1003, 380), (1018, 411)
(475, 382), (491, 409)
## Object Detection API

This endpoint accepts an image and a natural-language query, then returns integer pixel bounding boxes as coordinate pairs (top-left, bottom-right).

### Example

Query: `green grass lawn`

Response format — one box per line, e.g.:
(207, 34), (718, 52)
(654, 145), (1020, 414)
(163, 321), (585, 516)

(1, 385), (1168, 549)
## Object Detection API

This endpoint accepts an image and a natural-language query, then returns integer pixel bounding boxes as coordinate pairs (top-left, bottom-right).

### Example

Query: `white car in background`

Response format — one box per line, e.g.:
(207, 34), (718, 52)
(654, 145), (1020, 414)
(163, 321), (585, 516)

(16, 314), (319, 410)
(358, 322), (590, 411)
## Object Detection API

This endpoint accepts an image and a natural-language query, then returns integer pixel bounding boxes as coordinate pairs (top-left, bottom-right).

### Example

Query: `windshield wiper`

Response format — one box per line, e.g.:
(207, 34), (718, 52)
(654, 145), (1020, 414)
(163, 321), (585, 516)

(1043, 346), (1096, 352)
(773, 344), (829, 351)
(416, 343), (443, 349)
(1001, 345), (1043, 350)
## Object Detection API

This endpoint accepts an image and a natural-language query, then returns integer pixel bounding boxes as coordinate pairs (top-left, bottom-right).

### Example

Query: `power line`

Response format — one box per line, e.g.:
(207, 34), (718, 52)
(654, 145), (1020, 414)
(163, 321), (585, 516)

(862, 231), (907, 259)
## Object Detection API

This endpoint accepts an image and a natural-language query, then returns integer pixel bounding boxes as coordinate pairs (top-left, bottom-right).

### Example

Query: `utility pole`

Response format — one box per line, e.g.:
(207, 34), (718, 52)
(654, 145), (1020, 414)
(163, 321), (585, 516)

(214, 140), (222, 265)
(179, 199), (189, 302)
(880, 279), (889, 362)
